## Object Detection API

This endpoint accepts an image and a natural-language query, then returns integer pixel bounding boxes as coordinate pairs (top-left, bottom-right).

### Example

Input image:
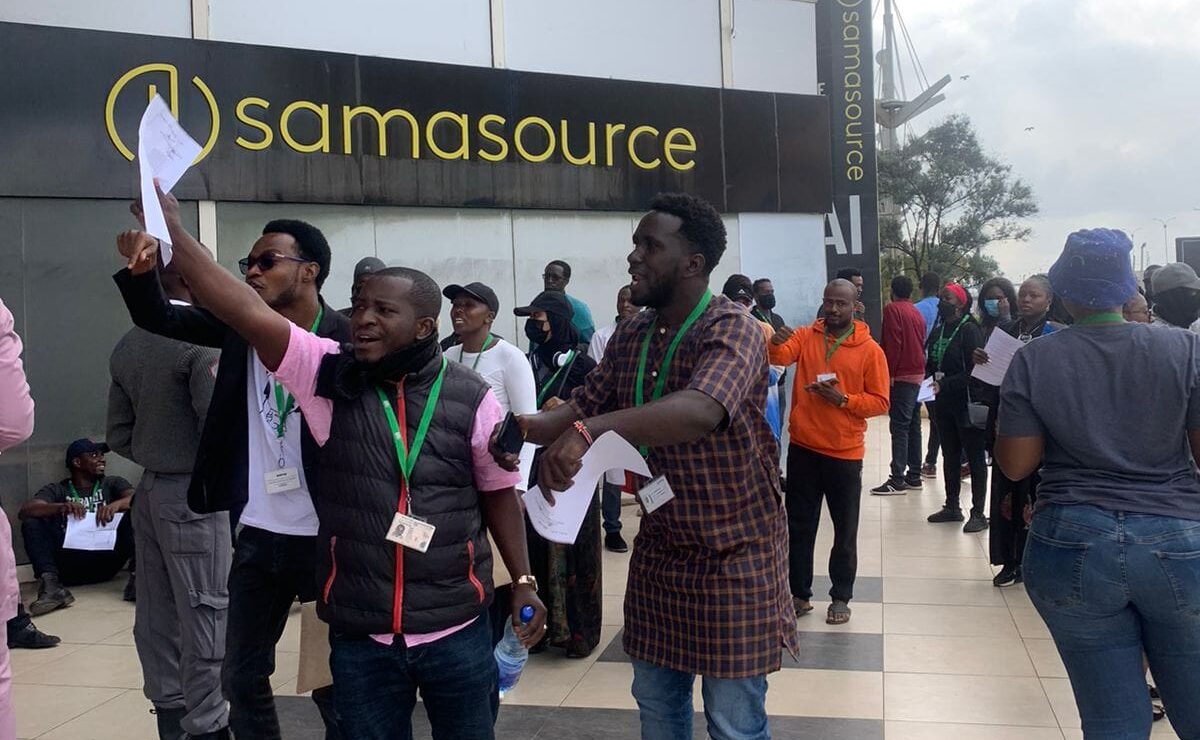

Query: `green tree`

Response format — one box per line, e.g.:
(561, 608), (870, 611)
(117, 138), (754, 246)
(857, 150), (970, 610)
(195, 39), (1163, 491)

(878, 115), (1037, 286)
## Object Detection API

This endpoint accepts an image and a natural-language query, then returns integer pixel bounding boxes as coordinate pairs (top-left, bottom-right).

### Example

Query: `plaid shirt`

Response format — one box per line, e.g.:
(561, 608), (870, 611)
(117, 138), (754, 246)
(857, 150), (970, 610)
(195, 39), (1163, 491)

(572, 294), (797, 678)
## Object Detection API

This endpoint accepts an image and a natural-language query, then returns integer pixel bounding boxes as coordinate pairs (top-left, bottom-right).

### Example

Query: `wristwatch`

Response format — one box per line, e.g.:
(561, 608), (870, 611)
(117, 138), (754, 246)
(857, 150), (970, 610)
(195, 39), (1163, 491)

(516, 575), (539, 593)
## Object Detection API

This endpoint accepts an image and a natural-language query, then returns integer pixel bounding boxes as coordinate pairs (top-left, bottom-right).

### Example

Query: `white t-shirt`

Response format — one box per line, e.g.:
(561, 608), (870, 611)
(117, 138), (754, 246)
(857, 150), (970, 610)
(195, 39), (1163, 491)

(449, 338), (537, 490)
(240, 352), (320, 536)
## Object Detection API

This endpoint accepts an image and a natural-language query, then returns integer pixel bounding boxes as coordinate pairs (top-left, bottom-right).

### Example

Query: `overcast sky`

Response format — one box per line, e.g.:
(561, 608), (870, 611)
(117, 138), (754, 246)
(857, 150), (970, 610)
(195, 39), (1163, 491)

(884, 0), (1200, 279)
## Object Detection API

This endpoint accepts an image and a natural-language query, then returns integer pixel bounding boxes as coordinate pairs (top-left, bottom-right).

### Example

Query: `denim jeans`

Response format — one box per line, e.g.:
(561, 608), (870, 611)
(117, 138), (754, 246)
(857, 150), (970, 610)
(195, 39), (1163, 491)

(602, 480), (623, 535)
(888, 382), (922, 482)
(330, 614), (498, 740)
(1024, 504), (1200, 739)
(631, 659), (769, 740)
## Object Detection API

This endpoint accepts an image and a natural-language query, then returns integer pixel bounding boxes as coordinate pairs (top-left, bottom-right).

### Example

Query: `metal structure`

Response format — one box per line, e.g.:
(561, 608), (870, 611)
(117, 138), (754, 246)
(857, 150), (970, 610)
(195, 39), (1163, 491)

(875, 0), (951, 153)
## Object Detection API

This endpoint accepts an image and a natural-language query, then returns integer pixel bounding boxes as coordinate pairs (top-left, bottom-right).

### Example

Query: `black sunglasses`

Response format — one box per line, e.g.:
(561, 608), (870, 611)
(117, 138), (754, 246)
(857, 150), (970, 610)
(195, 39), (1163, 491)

(238, 252), (311, 275)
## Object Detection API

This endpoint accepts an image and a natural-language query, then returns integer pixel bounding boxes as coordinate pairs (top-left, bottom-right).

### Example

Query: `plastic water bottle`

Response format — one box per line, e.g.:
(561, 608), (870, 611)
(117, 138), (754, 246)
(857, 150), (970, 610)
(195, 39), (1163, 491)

(496, 605), (535, 700)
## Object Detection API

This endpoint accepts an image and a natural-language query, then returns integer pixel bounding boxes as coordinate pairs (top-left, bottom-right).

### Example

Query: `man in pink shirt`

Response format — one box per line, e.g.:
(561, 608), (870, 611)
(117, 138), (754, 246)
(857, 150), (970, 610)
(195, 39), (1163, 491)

(0, 296), (36, 740)
(117, 186), (546, 740)
(871, 275), (929, 495)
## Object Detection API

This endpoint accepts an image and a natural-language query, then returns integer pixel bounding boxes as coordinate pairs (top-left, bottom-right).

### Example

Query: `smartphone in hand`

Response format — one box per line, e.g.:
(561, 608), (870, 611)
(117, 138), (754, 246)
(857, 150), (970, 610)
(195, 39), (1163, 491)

(496, 412), (524, 455)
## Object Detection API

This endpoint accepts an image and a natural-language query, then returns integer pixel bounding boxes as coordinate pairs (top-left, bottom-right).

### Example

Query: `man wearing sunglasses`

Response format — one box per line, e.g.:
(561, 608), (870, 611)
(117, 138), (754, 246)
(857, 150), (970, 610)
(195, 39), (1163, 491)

(114, 209), (349, 740)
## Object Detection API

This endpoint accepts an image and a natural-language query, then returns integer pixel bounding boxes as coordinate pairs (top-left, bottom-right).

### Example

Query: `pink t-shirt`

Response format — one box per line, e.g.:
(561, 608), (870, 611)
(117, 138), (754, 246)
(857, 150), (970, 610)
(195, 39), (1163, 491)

(274, 323), (522, 646)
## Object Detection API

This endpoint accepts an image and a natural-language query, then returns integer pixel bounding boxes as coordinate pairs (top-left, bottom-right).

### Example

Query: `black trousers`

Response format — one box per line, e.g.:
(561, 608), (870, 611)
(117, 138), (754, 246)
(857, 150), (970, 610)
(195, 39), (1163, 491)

(21, 513), (133, 585)
(988, 466), (1039, 566)
(786, 445), (864, 603)
(933, 402), (988, 516)
(222, 526), (341, 740)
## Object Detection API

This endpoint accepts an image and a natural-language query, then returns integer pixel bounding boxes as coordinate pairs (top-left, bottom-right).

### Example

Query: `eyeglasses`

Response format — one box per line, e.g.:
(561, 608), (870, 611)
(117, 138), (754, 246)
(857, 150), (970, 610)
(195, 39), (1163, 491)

(238, 252), (311, 275)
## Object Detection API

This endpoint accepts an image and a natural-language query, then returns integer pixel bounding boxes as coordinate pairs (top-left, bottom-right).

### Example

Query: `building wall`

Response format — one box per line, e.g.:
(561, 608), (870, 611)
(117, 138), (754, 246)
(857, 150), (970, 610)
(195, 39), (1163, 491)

(0, 0), (827, 561)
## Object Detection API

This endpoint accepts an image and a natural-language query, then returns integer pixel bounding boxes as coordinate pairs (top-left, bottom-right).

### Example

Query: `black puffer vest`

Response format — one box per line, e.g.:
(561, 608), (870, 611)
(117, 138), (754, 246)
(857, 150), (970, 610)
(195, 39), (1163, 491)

(313, 351), (494, 635)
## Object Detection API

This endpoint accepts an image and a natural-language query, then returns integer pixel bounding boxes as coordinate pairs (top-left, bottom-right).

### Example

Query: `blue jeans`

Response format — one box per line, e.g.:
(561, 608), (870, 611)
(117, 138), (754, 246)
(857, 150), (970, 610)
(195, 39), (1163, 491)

(631, 659), (769, 740)
(329, 614), (498, 740)
(888, 381), (922, 482)
(1024, 504), (1200, 739)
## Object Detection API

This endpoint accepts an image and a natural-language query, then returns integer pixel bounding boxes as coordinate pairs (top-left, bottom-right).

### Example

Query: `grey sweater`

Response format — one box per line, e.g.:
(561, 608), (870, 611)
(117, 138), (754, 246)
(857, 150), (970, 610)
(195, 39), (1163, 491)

(107, 325), (218, 474)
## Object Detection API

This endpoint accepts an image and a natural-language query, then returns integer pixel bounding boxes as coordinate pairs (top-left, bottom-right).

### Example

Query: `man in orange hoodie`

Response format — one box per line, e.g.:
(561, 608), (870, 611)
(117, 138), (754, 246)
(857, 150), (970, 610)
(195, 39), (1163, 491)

(769, 279), (889, 626)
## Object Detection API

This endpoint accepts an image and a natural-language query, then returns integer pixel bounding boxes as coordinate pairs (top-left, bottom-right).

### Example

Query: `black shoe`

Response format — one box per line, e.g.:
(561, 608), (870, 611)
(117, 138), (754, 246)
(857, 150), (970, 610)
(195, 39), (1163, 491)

(153, 706), (187, 740)
(904, 477), (924, 489)
(870, 479), (908, 496)
(921, 464), (937, 479)
(188, 729), (231, 740)
(7, 622), (61, 649)
(29, 573), (74, 617)
(963, 514), (990, 533)
(927, 507), (965, 523)
(123, 573), (137, 602)
(604, 532), (629, 553)
(993, 564), (1022, 587)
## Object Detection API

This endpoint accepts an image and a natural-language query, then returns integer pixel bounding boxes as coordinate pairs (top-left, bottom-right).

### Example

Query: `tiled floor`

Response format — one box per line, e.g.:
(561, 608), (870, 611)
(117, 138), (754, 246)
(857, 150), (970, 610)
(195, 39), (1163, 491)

(11, 419), (1183, 738)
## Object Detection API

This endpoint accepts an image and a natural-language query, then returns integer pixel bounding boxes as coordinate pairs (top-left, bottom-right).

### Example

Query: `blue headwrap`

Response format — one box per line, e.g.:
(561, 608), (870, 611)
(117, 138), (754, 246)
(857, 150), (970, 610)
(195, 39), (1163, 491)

(1047, 229), (1137, 309)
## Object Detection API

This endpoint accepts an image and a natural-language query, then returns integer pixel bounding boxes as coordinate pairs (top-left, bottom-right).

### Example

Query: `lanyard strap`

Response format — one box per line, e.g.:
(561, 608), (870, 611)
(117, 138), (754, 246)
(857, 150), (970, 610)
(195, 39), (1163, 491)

(458, 333), (494, 371)
(375, 357), (447, 493)
(272, 305), (325, 439)
(930, 316), (967, 368)
(824, 326), (855, 364)
(634, 290), (713, 456)
(537, 350), (577, 407)
(1074, 312), (1124, 326)
(67, 481), (100, 502)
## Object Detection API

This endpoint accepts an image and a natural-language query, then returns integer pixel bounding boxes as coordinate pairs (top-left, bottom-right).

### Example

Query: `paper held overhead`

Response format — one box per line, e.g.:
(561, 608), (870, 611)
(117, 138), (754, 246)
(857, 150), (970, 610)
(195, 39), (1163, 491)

(523, 432), (650, 545)
(970, 329), (1025, 386)
(137, 94), (202, 263)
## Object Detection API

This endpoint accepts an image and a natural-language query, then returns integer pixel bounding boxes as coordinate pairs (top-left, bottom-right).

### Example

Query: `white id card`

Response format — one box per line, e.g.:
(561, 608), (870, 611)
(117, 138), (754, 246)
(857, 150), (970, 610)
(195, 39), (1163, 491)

(816, 372), (838, 383)
(264, 467), (301, 494)
(385, 512), (436, 553)
(638, 475), (676, 514)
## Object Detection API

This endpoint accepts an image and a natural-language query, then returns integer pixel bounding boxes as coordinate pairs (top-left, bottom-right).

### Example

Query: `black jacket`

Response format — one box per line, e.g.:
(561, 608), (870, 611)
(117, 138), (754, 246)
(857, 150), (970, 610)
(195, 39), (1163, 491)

(113, 268), (351, 523)
(925, 315), (984, 410)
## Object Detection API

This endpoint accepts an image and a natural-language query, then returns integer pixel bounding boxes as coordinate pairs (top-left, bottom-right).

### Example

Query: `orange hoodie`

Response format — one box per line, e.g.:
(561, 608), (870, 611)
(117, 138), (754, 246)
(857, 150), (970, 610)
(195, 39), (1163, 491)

(768, 319), (890, 460)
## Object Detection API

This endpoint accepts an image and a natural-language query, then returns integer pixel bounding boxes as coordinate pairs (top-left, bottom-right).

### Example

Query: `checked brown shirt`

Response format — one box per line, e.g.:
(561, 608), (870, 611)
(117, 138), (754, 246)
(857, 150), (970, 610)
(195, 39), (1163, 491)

(572, 294), (798, 678)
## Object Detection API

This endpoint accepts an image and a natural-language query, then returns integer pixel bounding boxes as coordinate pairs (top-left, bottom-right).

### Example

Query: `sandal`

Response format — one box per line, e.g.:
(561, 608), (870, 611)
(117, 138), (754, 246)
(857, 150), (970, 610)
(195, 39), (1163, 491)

(826, 601), (851, 625)
(793, 597), (814, 617)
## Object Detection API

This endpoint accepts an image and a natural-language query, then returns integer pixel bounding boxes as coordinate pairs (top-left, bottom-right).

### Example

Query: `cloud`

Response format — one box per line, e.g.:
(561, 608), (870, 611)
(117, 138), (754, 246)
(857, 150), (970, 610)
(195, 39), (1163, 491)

(882, 0), (1200, 277)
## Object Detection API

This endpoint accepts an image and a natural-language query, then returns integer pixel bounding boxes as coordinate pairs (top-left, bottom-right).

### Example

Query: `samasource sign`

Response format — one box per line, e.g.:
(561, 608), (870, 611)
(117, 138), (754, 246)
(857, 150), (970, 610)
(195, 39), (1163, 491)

(0, 22), (832, 213)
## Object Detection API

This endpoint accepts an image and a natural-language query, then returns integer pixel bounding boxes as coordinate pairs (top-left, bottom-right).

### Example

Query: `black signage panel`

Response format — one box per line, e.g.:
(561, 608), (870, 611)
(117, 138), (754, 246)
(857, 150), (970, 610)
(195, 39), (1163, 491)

(0, 22), (831, 213)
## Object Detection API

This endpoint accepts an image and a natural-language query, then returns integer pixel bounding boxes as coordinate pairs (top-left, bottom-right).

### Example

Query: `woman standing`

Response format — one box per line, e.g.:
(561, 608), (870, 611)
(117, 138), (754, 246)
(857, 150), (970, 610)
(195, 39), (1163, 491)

(974, 275), (1060, 586)
(514, 291), (601, 658)
(997, 229), (1200, 738)
(926, 284), (990, 533)
(977, 277), (1018, 338)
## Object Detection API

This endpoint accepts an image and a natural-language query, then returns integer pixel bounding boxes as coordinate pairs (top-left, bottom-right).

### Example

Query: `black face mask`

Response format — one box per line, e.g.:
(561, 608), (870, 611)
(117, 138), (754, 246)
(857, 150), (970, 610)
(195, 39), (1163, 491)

(758, 294), (777, 311)
(524, 319), (550, 346)
(938, 300), (959, 320)
(323, 332), (441, 400)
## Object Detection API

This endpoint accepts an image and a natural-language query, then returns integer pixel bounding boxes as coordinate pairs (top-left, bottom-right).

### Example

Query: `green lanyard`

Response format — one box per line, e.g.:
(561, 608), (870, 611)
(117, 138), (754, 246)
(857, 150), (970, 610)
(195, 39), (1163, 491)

(633, 290), (713, 455)
(536, 350), (577, 407)
(374, 358), (447, 502)
(1074, 312), (1124, 326)
(930, 316), (967, 368)
(272, 306), (324, 438)
(67, 481), (100, 507)
(458, 333), (494, 371)
(824, 326), (855, 364)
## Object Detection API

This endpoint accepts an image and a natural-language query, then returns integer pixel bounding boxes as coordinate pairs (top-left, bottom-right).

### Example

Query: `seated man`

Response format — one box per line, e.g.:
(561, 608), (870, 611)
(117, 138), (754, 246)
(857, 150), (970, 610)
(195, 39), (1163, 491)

(18, 439), (134, 616)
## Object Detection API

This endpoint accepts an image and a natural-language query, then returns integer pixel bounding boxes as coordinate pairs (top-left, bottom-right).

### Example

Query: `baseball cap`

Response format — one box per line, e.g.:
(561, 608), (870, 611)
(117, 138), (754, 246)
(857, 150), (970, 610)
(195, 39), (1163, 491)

(66, 438), (109, 467)
(443, 282), (500, 314)
(513, 291), (574, 319)
(1152, 263), (1200, 295)
(353, 257), (386, 280)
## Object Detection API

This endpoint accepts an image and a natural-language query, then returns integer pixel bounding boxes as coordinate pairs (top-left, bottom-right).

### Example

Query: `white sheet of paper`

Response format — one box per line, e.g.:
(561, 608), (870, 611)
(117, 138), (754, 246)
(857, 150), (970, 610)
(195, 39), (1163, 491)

(917, 376), (936, 403)
(137, 95), (202, 262)
(970, 329), (1025, 386)
(522, 432), (650, 545)
(63, 512), (124, 551)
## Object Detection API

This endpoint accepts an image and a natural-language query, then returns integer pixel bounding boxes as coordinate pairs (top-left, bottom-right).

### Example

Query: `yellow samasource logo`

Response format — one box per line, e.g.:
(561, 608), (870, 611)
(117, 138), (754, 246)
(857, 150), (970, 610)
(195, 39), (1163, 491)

(103, 63), (698, 171)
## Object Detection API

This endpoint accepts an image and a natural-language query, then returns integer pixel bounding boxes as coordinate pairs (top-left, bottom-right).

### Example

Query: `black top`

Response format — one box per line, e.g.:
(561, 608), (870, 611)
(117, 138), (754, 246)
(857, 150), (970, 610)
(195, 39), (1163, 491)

(35, 476), (133, 512)
(114, 268), (351, 525)
(925, 315), (984, 409)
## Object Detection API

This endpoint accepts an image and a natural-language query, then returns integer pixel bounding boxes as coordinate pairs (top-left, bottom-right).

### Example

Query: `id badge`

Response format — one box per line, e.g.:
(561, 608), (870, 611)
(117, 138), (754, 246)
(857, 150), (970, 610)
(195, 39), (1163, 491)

(638, 475), (676, 514)
(816, 372), (838, 383)
(385, 512), (436, 553)
(264, 467), (301, 494)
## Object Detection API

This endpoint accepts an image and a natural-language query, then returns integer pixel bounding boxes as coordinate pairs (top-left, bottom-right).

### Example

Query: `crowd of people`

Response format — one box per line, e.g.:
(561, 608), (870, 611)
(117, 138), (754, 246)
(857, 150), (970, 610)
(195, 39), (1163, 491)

(0, 187), (1197, 740)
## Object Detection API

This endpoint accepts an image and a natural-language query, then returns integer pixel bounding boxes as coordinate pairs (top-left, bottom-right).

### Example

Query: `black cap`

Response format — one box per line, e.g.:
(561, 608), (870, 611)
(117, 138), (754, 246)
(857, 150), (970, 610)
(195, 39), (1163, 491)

(443, 282), (500, 314)
(514, 291), (574, 319)
(354, 257), (386, 280)
(66, 439), (109, 467)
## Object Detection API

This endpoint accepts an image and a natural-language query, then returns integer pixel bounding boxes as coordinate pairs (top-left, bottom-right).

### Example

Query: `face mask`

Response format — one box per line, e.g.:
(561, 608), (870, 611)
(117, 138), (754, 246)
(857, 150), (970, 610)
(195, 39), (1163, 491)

(938, 300), (958, 320)
(759, 294), (777, 311)
(524, 319), (549, 346)
(983, 299), (1001, 318)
